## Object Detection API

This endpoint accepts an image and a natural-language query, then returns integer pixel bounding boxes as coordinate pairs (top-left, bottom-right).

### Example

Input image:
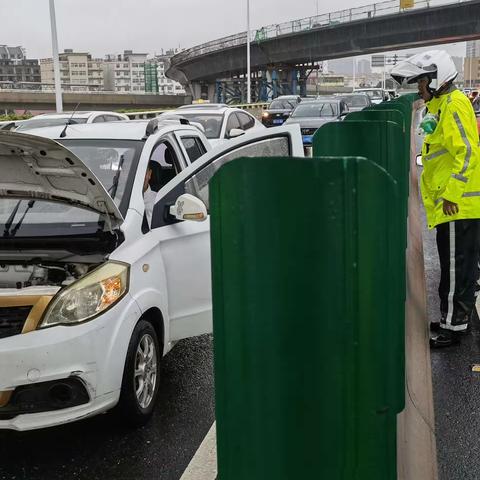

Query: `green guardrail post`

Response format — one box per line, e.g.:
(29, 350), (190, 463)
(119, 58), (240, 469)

(210, 156), (400, 480)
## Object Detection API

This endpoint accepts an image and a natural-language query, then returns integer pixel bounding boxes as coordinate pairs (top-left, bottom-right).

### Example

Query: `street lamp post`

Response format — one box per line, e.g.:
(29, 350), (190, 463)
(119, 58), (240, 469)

(246, 0), (251, 104)
(49, 0), (63, 112)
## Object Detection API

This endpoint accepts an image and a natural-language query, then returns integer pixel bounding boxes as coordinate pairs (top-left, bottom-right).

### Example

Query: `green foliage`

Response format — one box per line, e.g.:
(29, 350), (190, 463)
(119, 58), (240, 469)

(0, 113), (32, 122)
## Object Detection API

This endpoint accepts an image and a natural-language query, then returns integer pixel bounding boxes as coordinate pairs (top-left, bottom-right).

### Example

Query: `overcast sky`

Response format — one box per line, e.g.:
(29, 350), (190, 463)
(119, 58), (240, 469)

(1, 0), (466, 59)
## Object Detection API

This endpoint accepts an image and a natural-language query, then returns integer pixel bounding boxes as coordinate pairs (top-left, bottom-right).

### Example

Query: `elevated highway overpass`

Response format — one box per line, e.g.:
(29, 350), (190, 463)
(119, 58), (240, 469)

(167, 0), (480, 101)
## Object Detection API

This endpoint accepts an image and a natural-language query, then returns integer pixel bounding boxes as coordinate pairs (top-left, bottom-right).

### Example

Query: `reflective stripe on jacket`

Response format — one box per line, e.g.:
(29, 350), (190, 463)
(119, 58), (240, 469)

(421, 88), (480, 229)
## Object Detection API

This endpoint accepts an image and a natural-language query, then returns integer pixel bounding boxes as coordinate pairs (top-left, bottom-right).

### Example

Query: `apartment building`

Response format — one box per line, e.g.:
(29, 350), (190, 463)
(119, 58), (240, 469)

(104, 50), (148, 93)
(40, 49), (104, 91)
(0, 45), (40, 89)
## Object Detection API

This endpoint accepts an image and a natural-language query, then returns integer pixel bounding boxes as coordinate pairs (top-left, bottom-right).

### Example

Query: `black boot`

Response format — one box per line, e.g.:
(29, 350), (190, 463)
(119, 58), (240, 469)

(430, 330), (461, 348)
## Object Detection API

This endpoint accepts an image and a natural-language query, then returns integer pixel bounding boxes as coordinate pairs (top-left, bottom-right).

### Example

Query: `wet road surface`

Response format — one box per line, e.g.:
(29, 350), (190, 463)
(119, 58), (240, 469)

(423, 205), (480, 480)
(0, 334), (215, 480)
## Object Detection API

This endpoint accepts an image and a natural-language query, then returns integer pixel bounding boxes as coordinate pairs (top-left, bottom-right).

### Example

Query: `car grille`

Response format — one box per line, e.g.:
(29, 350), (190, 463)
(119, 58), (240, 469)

(0, 306), (32, 339)
(301, 128), (317, 136)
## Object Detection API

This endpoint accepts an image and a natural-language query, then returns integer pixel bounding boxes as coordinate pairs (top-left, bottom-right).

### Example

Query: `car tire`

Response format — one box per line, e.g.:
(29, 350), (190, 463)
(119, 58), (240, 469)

(114, 319), (161, 427)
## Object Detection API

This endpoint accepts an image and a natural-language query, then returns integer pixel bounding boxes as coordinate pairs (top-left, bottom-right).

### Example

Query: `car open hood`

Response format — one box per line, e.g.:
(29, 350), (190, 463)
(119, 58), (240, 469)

(0, 131), (123, 228)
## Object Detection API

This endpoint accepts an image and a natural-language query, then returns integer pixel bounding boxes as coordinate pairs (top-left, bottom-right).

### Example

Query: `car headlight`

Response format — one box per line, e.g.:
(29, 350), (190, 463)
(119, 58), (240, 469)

(39, 262), (129, 328)
(262, 111), (269, 118)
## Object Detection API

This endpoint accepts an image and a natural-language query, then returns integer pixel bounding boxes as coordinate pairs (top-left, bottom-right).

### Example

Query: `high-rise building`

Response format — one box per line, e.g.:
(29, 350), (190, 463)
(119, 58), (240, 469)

(464, 57), (480, 88)
(0, 45), (40, 89)
(103, 50), (148, 93)
(357, 59), (371, 75)
(155, 49), (186, 95)
(328, 58), (353, 75)
(466, 40), (480, 58)
(40, 49), (104, 92)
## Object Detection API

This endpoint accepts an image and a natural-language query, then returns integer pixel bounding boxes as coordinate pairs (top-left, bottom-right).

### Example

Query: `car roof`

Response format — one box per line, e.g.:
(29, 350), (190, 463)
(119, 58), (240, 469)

(313, 97), (344, 103)
(172, 106), (253, 116)
(177, 103), (228, 110)
(171, 108), (228, 115)
(33, 111), (125, 119)
(337, 93), (370, 97)
(19, 119), (201, 141)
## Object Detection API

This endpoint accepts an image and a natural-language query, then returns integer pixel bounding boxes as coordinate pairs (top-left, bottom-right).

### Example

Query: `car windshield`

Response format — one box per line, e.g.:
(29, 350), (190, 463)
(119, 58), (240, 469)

(0, 139), (142, 237)
(16, 117), (88, 131)
(341, 96), (369, 107)
(175, 113), (224, 139)
(269, 100), (296, 110)
(291, 103), (338, 118)
(356, 90), (382, 99)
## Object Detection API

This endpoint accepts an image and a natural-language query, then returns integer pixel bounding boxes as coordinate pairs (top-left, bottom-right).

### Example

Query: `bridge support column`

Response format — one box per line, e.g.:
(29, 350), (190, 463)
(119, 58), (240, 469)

(190, 82), (216, 102)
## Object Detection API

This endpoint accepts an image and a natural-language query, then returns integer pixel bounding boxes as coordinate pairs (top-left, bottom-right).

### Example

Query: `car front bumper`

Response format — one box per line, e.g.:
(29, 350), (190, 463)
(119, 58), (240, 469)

(0, 294), (140, 431)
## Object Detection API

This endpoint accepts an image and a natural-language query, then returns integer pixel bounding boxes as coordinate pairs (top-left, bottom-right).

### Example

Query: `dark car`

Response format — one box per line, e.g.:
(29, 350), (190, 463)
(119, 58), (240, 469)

(261, 95), (301, 127)
(336, 93), (373, 112)
(284, 98), (349, 145)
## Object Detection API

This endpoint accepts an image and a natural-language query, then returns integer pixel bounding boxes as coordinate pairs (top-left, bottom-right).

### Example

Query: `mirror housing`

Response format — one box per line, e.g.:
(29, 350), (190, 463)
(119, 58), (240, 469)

(169, 194), (207, 222)
(228, 128), (245, 139)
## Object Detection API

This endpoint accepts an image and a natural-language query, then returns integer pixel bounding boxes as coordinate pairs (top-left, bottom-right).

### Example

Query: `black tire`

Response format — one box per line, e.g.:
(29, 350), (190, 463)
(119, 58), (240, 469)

(114, 319), (161, 427)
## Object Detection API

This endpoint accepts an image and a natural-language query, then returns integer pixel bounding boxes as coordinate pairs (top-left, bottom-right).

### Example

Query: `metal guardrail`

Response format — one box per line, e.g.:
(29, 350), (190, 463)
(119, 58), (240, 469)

(172, 0), (470, 64)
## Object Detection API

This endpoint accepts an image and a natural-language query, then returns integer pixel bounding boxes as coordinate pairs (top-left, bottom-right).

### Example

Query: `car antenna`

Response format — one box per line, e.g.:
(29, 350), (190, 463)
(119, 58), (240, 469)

(59, 103), (81, 138)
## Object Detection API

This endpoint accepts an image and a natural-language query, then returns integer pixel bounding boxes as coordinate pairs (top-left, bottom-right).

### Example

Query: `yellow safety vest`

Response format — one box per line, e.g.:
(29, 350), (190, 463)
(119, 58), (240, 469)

(421, 88), (480, 228)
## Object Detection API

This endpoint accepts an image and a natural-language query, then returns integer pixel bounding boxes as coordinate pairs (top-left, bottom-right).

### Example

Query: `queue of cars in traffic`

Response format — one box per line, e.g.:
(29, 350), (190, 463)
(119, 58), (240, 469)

(260, 90), (385, 145)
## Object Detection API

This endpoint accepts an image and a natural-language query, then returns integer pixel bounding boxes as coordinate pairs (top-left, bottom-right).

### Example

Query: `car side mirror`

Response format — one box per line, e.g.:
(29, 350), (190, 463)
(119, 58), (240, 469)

(416, 154), (423, 166)
(228, 128), (245, 139)
(169, 194), (207, 222)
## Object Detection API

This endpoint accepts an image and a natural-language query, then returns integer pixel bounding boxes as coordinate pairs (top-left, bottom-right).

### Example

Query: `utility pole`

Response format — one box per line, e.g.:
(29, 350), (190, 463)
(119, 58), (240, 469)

(246, 0), (251, 104)
(352, 58), (356, 91)
(49, 0), (63, 112)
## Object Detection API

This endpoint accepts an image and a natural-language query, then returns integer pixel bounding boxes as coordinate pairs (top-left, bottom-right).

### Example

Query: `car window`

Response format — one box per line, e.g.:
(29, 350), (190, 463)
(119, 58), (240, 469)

(174, 113), (223, 139)
(60, 139), (142, 215)
(237, 112), (255, 130)
(342, 96), (368, 108)
(225, 113), (241, 137)
(148, 141), (181, 192)
(270, 100), (295, 109)
(291, 103), (337, 118)
(185, 137), (290, 209)
(105, 115), (122, 122)
(181, 137), (207, 163)
(92, 115), (106, 123)
(15, 117), (87, 131)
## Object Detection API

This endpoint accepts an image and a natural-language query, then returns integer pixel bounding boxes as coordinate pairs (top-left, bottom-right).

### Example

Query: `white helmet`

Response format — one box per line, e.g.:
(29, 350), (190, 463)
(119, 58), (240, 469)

(390, 50), (457, 94)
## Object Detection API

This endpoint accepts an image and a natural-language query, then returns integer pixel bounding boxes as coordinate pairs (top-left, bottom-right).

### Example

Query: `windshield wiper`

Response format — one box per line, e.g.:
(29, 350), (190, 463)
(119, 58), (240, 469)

(3, 200), (22, 237)
(107, 155), (125, 200)
(9, 200), (35, 237)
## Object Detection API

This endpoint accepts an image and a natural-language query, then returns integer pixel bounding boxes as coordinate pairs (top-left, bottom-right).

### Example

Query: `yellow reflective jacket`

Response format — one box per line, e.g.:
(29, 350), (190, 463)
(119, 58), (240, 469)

(421, 88), (480, 228)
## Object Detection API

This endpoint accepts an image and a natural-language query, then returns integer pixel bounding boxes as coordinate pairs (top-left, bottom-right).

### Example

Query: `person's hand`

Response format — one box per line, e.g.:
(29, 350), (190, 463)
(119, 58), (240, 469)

(443, 199), (459, 215)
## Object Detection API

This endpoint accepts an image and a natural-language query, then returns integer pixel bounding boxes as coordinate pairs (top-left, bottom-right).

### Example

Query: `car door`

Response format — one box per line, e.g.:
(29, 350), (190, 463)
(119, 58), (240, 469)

(150, 125), (302, 342)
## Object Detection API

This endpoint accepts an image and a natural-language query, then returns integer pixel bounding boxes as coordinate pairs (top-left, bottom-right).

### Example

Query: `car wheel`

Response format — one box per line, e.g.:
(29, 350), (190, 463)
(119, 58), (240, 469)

(115, 319), (161, 427)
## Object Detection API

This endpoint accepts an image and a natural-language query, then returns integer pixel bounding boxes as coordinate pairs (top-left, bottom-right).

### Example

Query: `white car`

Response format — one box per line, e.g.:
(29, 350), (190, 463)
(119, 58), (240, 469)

(15, 111), (129, 132)
(352, 88), (390, 105)
(0, 119), (303, 431)
(164, 105), (264, 147)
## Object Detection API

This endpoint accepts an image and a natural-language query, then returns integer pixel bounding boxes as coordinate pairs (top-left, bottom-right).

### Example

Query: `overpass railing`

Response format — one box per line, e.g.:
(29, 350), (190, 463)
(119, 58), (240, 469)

(173, 0), (469, 63)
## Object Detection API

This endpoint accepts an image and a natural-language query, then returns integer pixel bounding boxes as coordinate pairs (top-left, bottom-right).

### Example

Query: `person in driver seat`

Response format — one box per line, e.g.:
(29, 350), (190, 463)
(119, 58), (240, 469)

(143, 161), (158, 228)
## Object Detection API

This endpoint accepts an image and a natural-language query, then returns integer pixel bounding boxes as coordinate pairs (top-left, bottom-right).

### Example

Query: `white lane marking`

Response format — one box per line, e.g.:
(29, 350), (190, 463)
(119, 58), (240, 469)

(180, 422), (217, 480)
